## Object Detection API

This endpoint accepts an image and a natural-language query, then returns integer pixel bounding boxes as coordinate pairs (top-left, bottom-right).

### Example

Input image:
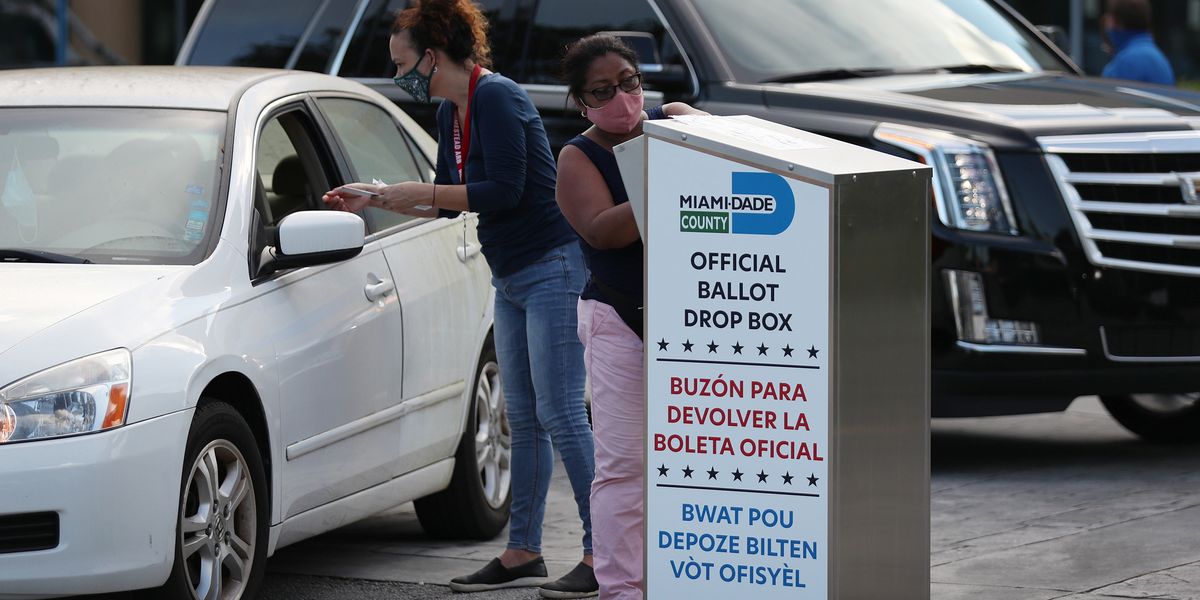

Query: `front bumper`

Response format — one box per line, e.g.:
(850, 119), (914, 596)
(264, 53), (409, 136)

(0, 409), (192, 599)
(931, 204), (1200, 416)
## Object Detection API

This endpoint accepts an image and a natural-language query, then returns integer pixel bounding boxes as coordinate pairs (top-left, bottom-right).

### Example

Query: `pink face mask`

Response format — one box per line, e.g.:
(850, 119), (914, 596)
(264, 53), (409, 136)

(585, 90), (644, 135)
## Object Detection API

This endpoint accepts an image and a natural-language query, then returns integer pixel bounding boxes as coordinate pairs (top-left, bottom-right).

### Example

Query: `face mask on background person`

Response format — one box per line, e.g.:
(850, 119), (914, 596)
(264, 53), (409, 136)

(394, 50), (436, 103)
(585, 89), (645, 135)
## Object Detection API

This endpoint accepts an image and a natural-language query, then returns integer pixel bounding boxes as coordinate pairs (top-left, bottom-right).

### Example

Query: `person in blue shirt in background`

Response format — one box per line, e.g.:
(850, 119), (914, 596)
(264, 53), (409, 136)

(1101, 0), (1175, 86)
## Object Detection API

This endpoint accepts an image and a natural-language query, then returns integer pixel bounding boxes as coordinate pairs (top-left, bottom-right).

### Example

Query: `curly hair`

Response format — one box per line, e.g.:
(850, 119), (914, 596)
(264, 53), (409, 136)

(561, 34), (639, 101)
(392, 0), (492, 68)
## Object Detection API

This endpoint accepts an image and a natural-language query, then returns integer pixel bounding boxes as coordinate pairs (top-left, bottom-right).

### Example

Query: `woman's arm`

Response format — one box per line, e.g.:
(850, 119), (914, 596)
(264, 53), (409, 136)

(322, 180), (470, 214)
(662, 102), (709, 117)
(555, 144), (639, 249)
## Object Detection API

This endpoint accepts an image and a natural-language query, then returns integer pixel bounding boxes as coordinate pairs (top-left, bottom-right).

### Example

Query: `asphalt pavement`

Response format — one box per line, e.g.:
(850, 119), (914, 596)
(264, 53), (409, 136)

(76, 397), (1200, 599)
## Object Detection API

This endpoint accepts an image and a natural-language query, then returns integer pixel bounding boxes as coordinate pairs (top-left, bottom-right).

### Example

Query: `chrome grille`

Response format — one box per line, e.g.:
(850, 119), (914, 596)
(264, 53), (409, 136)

(1040, 130), (1200, 277)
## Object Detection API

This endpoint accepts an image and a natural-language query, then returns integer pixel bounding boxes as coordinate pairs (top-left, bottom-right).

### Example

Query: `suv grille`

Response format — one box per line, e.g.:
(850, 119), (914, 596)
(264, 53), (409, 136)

(1040, 130), (1200, 277)
(0, 512), (59, 554)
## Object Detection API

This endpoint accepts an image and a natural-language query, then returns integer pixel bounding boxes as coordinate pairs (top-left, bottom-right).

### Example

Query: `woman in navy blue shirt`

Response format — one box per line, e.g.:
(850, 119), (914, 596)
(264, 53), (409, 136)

(323, 1), (595, 596)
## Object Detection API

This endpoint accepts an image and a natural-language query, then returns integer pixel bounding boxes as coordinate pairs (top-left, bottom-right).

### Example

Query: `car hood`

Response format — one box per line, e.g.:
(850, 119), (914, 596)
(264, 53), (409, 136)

(0, 264), (182, 356)
(766, 72), (1200, 144)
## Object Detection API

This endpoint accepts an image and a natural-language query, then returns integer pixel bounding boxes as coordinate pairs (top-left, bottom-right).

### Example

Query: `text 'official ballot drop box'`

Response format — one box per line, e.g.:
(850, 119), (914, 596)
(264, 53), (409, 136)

(615, 115), (931, 599)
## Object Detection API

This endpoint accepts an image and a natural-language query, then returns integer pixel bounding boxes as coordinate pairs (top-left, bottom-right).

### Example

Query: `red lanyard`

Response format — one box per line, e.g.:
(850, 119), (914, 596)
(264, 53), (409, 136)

(453, 64), (483, 183)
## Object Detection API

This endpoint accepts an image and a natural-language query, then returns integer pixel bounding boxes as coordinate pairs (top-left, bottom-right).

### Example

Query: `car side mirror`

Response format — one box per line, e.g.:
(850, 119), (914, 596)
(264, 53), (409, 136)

(255, 211), (365, 279)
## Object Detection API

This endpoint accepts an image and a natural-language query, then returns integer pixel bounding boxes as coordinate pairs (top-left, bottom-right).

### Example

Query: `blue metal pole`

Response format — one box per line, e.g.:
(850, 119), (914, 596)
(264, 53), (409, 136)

(1070, 0), (1085, 68)
(56, 0), (69, 66)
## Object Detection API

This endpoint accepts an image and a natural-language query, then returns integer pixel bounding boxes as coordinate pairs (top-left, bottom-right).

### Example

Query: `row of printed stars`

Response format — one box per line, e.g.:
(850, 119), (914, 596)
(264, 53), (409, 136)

(657, 339), (819, 359)
(657, 464), (819, 486)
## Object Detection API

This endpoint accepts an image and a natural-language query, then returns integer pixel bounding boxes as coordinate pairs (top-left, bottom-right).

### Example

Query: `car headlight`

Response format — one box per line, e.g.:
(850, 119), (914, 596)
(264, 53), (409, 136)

(874, 123), (1018, 235)
(0, 349), (131, 444)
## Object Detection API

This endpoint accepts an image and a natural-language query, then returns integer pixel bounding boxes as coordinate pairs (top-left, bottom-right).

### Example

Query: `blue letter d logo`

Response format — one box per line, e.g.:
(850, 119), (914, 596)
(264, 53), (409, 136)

(731, 172), (794, 235)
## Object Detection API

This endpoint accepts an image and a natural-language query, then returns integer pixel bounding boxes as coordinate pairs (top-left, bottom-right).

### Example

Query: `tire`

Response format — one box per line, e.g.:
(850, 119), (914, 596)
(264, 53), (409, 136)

(415, 342), (512, 539)
(1101, 393), (1200, 443)
(141, 401), (269, 600)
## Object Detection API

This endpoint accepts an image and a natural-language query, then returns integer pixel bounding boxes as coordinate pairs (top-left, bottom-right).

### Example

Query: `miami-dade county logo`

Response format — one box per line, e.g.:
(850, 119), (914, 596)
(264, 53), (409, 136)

(678, 172), (794, 235)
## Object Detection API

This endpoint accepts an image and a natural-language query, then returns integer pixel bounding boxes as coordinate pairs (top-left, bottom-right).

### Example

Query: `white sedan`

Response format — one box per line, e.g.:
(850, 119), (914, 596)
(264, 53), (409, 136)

(0, 67), (510, 600)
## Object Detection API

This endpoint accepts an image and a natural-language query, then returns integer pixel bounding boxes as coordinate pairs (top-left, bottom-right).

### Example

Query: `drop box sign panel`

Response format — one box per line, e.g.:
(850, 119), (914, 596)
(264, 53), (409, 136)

(645, 137), (831, 598)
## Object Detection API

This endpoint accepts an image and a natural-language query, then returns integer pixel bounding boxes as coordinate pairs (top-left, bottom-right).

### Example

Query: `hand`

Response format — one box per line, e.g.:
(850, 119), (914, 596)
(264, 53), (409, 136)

(368, 181), (427, 213)
(322, 183), (381, 212)
(663, 102), (710, 117)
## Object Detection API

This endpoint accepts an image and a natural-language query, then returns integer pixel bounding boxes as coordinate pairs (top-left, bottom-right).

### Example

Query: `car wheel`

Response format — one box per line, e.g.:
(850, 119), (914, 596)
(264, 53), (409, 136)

(415, 341), (512, 539)
(143, 401), (269, 600)
(1101, 393), (1200, 443)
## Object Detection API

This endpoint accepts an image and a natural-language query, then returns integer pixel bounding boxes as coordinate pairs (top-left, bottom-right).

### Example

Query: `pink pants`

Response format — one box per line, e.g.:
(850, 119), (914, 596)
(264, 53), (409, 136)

(577, 299), (645, 600)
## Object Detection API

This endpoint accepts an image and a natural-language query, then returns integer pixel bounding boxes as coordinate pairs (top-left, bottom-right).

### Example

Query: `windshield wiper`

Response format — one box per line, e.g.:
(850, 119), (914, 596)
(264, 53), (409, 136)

(927, 63), (1027, 74)
(762, 68), (901, 84)
(762, 64), (1028, 84)
(0, 248), (91, 264)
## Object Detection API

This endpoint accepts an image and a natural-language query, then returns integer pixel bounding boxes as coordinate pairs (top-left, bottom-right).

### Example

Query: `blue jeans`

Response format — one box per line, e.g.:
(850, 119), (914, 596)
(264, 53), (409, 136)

(493, 242), (595, 555)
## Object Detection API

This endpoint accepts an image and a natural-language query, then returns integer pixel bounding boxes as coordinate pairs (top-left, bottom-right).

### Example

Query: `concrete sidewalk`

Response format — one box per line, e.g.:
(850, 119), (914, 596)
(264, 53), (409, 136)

(268, 398), (1200, 599)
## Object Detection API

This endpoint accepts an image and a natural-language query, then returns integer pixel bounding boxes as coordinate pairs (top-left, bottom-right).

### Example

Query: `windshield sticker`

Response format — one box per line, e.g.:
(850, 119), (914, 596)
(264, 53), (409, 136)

(183, 184), (210, 243)
(2, 153), (38, 243)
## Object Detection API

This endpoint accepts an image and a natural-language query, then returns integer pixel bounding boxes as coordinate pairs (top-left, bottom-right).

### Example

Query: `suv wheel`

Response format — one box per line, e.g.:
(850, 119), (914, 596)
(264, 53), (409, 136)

(142, 401), (269, 600)
(415, 341), (511, 538)
(1101, 393), (1200, 443)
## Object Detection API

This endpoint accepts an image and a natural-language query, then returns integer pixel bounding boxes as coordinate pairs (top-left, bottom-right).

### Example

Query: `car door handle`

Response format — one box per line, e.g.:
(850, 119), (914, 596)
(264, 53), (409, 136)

(457, 242), (482, 262)
(364, 278), (395, 302)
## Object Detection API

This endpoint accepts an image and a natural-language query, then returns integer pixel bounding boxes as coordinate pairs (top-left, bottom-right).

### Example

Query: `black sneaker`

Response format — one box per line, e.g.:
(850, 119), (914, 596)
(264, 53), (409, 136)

(449, 557), (548, 593)
(539, 562), (599, 599)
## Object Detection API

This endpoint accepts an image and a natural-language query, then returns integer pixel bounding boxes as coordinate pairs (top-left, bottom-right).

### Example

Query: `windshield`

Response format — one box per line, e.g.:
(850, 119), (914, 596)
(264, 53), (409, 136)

(689, 0), (1067, 83)
(0, 108), (225, 265)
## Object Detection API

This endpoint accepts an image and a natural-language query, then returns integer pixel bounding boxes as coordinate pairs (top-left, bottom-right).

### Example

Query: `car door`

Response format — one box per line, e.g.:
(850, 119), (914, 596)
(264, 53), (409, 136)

(248, 101), (406, 519)
(313, 94), (491, 474)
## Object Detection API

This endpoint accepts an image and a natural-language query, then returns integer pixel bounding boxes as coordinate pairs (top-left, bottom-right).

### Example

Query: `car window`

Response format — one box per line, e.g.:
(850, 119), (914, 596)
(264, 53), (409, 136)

(0, 108), (224, 265)
(293, 0), (363, 72)
(188, 0), (320, 67)
(316, 98), (424, 233)
(688, 0), (1066, 83)
(255, 111), (330, 226)
(338, 0), (513, 79)
(522, 0), (683, 85)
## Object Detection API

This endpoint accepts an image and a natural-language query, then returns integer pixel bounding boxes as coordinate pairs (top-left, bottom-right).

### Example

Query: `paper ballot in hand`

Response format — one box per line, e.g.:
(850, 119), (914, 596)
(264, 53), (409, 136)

(372, 178), (433, 211)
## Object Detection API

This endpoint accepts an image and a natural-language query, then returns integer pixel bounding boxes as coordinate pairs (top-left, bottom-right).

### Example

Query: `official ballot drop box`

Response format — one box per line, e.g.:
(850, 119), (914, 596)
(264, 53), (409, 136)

(615, 115), (931, 599)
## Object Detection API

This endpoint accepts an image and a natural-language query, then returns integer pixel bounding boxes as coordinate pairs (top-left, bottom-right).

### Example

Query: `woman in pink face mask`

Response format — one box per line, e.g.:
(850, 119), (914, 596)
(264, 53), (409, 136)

(553, 34), (705, 600)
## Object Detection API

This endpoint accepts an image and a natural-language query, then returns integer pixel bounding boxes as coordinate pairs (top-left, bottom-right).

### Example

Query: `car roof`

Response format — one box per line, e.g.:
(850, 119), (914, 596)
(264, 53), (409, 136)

(0, 66), (364, 111)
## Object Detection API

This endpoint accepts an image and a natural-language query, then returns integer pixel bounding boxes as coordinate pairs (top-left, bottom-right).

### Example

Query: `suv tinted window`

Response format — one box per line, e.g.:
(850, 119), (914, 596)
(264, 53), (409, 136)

(189, 0), (322, 67)
(293, 0), (362, 72)
(339, 0), (512, 79)
(523, 0), (681, 85)
(688, 0), (1066, 83)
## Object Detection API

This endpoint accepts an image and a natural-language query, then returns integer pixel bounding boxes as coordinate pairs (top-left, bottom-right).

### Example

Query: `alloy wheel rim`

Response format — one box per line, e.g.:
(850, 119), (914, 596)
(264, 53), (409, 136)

(1129, 392), (1200, 415)
(474, 360), (512, 509)
(180, 439), (256, 600)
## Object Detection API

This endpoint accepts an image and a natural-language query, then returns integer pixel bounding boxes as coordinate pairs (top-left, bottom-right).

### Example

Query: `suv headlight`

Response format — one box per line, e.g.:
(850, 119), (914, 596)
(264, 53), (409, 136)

(875, 123), (1018, 235)
(0, 349), (131, 444)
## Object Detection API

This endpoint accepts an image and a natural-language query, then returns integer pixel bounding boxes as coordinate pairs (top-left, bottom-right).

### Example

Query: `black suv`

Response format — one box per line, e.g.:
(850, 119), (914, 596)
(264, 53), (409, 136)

(181, 0), (1200, 441)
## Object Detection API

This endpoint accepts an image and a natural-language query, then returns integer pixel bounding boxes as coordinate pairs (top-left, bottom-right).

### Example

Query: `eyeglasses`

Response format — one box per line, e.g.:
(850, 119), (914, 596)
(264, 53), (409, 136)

(583, 73), (643, 107)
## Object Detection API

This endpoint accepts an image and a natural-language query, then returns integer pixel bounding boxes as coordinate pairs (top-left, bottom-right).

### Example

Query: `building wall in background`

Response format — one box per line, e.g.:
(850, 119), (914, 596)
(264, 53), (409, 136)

(72, 0), (142, 63)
